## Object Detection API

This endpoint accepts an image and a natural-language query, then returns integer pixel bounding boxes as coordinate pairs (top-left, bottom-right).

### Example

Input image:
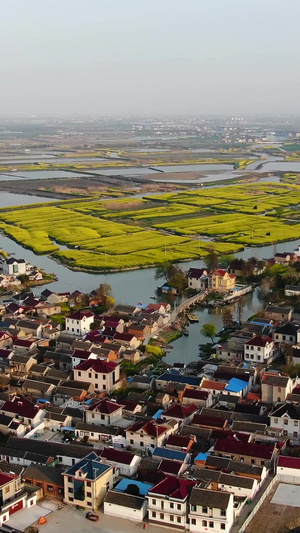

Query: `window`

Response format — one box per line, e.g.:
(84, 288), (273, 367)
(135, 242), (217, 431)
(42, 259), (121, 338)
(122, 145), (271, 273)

(251, 459), (255, 465)
(160, 513), (164, 520)
(87, 502), (92, 507)
(261, 460), (265, 466)
(152, 499), (156, 505)
(202, 506), (208, 514)
(68, 487), (73, 493)
(130, 439), (134, 445)
(177, 517), (181, 523)
(152, 512), (156, 518)
(202, 520), (207, 527)
(86, 492), (92, 498)
(278, 387), (281, 392)
(240, 457), (244, 462)
(101, 415), (105, 420)
(69, 497), (74, 502)
(161, 501), (164, 510)
(191, 519), (196, 525)
(293, 432), (298, 438)
(47, 485), (53, 492)
(170, 503), (174, 509)
(257, 347), (261, 352)
(140, 441), (144, 447)
(88, 373), (92, 378)
(170, 516), (174, 522)
(274, 418), (278, 424)
(103, 375), (106, 380)
(221, 524), (226, 530)
(177, 504), (181, 510)
(209, 522), (214, 528)
(103, 385), (106, 390)
(294, 421), (298, 426)
(4, 487), (9, 494)
(78, 371), (82, 377)
(220, 509), (226, 517)
(95, 374), (98, 379)
(191, 505), (196, 512)
(284, 419), (288, 425)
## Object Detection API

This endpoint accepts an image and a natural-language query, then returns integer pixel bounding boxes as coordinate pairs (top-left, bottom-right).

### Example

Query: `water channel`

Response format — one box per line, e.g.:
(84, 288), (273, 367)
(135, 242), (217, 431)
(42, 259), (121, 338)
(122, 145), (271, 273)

(0, 157), (300, 364)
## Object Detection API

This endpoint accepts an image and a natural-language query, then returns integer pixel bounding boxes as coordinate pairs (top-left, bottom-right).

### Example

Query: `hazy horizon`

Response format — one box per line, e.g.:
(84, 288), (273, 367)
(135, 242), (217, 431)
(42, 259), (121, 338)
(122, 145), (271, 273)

(1, 0), (299, 117)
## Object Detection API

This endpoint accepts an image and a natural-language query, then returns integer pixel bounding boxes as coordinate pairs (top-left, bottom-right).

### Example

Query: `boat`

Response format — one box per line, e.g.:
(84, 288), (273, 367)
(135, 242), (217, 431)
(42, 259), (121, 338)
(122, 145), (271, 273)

(187, 313), (199, 323)
(150, 296), (156, 300)
(182, 328), (189, 336)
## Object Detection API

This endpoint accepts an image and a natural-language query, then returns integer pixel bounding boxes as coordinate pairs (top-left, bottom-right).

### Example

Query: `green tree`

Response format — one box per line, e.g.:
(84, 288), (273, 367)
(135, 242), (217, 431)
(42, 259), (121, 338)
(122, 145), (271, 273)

(222, 308), (234, 328)
(18, 274), (30, 287)
(201, 323), (217, 342)
(155, 262), (187, 292)
(204, 248), (219, 271)
(219, 254), (236, 268)
(274, 206), (284, 218)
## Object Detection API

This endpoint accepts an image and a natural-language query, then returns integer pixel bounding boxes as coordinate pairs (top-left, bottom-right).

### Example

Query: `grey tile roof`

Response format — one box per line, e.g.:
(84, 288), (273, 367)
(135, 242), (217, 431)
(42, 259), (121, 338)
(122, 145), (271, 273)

(105, 490), (145, 510)
(190, 487), (231, 509)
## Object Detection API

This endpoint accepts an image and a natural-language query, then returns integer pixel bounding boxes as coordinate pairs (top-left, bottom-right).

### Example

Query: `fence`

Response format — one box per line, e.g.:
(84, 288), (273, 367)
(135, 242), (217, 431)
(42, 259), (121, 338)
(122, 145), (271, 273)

(237, 475), (277, 532)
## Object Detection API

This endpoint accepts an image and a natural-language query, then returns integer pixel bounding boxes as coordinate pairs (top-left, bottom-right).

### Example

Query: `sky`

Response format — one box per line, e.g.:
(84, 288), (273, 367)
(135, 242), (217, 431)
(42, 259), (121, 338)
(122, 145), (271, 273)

(0, 0), (299, 117)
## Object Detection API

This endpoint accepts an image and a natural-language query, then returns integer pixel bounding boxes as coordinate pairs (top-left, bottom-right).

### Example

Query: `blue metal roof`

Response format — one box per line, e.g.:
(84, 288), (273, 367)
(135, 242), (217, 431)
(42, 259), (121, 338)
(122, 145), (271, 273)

(152, 447), (187, 461)
(153, 409), (164, 420)
(225, 377), (248, 393)
(157, 373), (201, 386)
(114, 478), (153, 496)
(65, 452), (111, 479)
(195, 453), (209, 462)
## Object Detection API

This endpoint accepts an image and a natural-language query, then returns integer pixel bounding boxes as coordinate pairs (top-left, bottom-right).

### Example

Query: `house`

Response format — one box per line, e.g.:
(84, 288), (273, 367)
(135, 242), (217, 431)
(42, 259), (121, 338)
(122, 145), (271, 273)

(0, 414), (26, 438)
(2, 258), (26, 276)
(147, 475), (197, 530)
(63, 452), (113, 511)
(22, 379), (55, 400)
(285, 285), (300, 297)
(65, 310), (94, 336)
(194, 468), (258, 499)
(71, 349), (93, 368)
(104, 490), (147, 522)
(152, 446), (191, 465)
(43, 350), (72, 372)
(9, 353), (37, 376)
(277, 456), (300, 484)
(273, 322), (300, 346)
(0, 469), (38, 526)
(200, 380), (227, 395)
(180, 388), (212, 408)
(156, 373), (201, 392)
(73, 359), (120, 393)
(100, 448), (141, 477)
(213, 438), (277, 468)
(264, 305), (293, 322)
(209, 270), (236, 293)
(165, 434), (195, 452)
(13, 338), (37, 352)
(0, 332), (13, 349)
(23, 464), (65, 500)
(0, 396), (44, 428)
(113, 333), (140, 349)
(131, 375), (153, 390)
(189, 487), (234, 533)
(74, 422), (119, 444)
(115, 304), (141, 316)
(162, 403), (198, 424)
(84, 398), (123, 426)
(224, 378), (249, 397)
(274, 252), (298, 265)
(270, 403), (300, 440)
(35, 302), (62, 317)
(127, 323), (150, 340)
(187, 268), (209, 291)
(244, 335), (274, 363)
(261, 373), (293, 403)
(126, 419), (177, 450)
(287, 345), (300, 366)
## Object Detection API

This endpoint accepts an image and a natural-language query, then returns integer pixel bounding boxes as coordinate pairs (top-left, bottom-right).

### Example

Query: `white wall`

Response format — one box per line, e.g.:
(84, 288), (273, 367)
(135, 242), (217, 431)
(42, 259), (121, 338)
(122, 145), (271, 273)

(104, 499), (147, 521)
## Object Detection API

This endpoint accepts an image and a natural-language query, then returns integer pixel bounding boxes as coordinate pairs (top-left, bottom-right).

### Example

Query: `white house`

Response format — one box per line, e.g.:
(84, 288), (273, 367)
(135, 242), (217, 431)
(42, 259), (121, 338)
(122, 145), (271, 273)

(73, 359), (120, 393)
(277, 456), (300, 484)
(244, 335), (274, 363)
(84, 398), (123, 426)
(147, 476), (197, 530)
(2, 258), (26, 276)
(125, 419), (177, 450)
(187, 268), (208, 291)
(100, 448), (141, 477)
(269, 403), (300, 440)
(104, 490), (147, 522)
(189, 487), (234, 533)
(65, 310), (94, 336)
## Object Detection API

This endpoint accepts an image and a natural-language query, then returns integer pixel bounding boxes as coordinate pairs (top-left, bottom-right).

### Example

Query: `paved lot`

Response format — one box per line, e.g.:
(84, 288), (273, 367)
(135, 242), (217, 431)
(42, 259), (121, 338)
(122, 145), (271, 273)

(271, 483), (300, 508)
(7, 504), (52, 530)
(40, 505), (172, 533)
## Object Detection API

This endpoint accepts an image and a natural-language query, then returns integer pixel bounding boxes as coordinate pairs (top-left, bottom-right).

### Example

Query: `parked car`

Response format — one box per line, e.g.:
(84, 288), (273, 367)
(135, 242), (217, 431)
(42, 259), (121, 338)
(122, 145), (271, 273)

(86, 512), (99, 522)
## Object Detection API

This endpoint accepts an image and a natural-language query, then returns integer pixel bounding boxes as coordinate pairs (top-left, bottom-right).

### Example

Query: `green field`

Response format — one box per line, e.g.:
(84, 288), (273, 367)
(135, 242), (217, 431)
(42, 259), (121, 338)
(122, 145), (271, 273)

(1, 182), (300, 271)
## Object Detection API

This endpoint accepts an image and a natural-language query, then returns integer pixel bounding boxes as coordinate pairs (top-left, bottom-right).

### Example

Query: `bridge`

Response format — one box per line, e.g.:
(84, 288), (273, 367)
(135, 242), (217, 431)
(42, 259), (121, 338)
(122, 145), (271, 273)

(170, 291), (206, 321)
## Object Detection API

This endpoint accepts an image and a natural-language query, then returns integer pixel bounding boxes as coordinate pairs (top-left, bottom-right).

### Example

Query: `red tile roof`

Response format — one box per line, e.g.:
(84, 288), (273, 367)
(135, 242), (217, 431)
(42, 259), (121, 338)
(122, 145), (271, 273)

(127, 419), (168, 437)
(67, 310), (94, 320)
(2, 397), (38, 419)
(72, 349), (91, 360)
(159, 459), (182, 475)
(13, 339), (35, 348)
(247, 336), (273, 347)
(0, 472), (17, 487)
(278, 456), (300, 469)
(0, 349), (11, 359)
(87, 398), (122, 414)
(201, 380), (226, 391)
(166, 435), (191, 448)
(101, 447), (135, 465)
(183, 389), (209, 400)
(119, 400), (140, 412)
(114, 332), (136, 342)
(75, 359), (118, 373)
(148, 475), (196, 499)
(163, 404), (198, 419)
(214, 438), (274, 459)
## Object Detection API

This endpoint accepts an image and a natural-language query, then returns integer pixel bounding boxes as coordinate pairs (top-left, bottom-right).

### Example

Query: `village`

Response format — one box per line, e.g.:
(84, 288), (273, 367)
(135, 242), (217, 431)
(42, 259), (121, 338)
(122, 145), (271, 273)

(0, 245), (297, 532)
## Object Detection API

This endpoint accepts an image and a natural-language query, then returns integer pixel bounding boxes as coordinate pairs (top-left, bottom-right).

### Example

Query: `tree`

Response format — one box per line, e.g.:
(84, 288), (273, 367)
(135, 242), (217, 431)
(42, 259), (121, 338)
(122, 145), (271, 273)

(222, 308), (234, 328)
(95, 283), (115, 309)
(155, 262), (187, 292)
(204, 248), (219, 271)
(155, 262), (177, 282)
(126, 484), (140, 496)
(18, 274), (30, 287)
(201, 323), (217, 343)
(274, 206), (284, 218)
(219, 254), (236, 268)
